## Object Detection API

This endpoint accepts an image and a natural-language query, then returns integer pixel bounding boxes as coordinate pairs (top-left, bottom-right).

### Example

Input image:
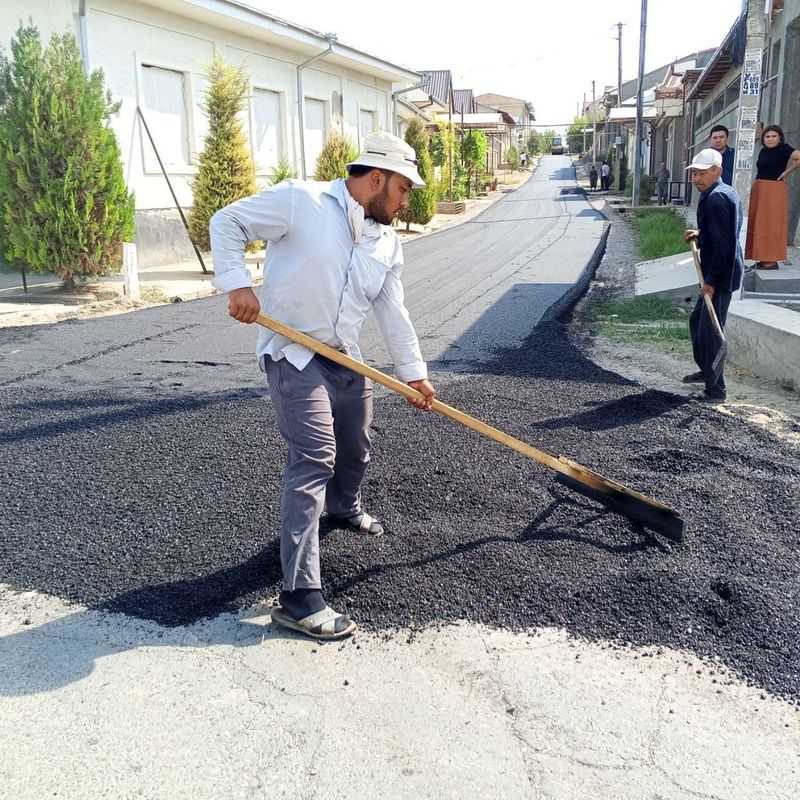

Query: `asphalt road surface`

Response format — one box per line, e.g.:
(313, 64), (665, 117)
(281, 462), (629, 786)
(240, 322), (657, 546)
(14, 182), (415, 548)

(1, 157), (799, 798)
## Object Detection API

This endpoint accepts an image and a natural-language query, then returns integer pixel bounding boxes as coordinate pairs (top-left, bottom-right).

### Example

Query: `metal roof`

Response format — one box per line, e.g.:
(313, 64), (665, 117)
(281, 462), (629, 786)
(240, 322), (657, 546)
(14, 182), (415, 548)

(419, 70), (453, 106)
(685, 13), (747, 101)
(452, 89), (475, 114)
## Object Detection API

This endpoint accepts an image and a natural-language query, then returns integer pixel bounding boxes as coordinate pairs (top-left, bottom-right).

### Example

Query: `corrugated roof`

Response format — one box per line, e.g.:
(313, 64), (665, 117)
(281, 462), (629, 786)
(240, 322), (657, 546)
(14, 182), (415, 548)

(420, 70), (452, 106)
(452, 89), (474, 114)
(685, 13), (747, 101)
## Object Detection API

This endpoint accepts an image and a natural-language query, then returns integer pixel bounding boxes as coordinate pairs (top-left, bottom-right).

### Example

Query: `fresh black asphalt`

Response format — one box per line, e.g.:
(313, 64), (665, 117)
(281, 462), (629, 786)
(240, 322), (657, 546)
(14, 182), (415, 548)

(2, 304), (799, 701)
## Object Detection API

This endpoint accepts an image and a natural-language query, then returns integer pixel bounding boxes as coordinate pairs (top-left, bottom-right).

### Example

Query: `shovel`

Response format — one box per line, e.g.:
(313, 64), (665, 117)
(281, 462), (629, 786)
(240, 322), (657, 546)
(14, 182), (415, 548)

(255, 312), (685, 543)
(690, 240), (727, 384)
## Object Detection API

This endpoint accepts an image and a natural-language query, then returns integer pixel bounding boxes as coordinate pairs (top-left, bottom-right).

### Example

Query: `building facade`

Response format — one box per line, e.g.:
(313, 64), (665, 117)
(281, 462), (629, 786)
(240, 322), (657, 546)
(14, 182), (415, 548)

(1, 0), (420, 265)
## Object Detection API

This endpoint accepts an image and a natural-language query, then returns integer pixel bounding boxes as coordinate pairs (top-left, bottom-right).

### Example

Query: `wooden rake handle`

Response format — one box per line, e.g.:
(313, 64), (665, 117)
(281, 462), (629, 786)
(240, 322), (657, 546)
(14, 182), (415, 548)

(689, 240), (725, 342)
(255, 313), (677, 515)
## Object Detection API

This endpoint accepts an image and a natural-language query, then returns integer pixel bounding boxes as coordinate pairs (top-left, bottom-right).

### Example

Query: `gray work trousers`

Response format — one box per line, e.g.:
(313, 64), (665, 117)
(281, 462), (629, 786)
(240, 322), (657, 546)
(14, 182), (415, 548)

(265, 354), (373, 590)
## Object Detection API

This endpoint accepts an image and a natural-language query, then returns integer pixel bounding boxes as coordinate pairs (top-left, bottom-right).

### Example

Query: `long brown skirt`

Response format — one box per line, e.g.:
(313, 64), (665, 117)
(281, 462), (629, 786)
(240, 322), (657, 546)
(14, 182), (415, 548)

(745, 178), (788, 262)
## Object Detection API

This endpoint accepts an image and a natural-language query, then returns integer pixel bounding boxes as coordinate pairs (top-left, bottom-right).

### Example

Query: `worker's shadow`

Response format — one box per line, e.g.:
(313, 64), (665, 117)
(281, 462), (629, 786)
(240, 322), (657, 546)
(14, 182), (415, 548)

(0, 542), (286, 698)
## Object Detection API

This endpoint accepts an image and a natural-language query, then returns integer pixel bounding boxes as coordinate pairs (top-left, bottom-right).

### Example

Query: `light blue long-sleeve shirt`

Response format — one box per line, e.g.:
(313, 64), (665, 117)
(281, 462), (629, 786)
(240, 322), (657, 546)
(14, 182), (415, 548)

(209, 178), (427, 382)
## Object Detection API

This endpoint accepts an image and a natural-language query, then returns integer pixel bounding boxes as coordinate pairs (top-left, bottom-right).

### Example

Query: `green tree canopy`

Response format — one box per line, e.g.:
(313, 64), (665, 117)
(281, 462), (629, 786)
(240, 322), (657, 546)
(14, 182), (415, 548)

(462, 129), (488, 197)
(188, 56), (259, 252)
(431, 120), (463, 201)
(313, 131), (358, 181)
(567, 116), (595, 154)
(0, 24), (134, 286)
(397, 117), (436, 230)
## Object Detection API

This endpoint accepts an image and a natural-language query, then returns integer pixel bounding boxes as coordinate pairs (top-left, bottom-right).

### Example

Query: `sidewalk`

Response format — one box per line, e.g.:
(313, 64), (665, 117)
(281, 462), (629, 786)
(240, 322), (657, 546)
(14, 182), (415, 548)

(0, 174), (531, 328)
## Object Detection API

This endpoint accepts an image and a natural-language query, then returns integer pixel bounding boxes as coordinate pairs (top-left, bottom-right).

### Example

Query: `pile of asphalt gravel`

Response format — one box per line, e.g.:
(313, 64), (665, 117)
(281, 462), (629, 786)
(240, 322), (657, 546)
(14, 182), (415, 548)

(2, 315), (799, 700)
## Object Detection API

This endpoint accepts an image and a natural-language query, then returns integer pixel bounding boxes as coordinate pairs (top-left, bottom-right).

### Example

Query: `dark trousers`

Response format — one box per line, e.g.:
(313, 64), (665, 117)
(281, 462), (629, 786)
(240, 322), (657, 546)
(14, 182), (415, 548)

(689, 288), (732, 398)
(657, 184), (669, 205)
(600, 175), (609, 191)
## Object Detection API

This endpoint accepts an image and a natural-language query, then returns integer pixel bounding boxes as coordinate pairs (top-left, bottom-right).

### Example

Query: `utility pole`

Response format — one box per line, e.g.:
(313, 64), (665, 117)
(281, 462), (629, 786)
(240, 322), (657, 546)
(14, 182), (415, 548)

(632, 0), (647, 207)
(582, 93), (587, 155)
(616, 22), (623, 108)
(592, 80), (597, 163)
(613, 22), (625, 192)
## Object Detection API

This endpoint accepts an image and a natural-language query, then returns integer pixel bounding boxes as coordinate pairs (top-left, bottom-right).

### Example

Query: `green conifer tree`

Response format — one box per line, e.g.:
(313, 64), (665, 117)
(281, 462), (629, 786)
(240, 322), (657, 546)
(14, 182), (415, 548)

(398, 118), (436, 230)
(0, 24), (134, 287)
(313, 131), (358, 181)
(188, 57), (259, 252)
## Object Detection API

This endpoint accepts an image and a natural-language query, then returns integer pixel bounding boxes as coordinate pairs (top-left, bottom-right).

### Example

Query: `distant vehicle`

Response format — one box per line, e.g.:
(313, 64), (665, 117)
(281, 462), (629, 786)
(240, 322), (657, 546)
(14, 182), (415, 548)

(550, 136), (564, 155)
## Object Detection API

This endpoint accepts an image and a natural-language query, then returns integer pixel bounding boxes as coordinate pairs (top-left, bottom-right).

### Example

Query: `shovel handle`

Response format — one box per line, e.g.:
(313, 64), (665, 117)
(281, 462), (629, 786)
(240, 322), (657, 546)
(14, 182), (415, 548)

(689, 240), (725, 342)
(255, 313), (678, 514)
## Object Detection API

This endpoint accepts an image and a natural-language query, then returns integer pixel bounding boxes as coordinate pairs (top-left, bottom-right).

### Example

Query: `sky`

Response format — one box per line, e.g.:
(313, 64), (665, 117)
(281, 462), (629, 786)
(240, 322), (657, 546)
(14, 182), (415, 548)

(248, 0), (744, 129)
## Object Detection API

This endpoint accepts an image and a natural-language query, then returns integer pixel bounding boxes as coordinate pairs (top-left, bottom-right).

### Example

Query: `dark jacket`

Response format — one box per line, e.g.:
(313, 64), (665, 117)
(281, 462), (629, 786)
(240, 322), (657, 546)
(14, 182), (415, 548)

(721, 147), (735, 186)
(697, 179), (743, 292)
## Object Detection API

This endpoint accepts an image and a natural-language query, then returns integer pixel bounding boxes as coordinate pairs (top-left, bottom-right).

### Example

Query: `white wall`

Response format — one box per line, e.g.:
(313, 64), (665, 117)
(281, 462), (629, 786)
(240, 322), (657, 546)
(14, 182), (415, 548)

(0, 1), (75, 51)
(5, 0), (397, 210)
(2, 0), (403, 263)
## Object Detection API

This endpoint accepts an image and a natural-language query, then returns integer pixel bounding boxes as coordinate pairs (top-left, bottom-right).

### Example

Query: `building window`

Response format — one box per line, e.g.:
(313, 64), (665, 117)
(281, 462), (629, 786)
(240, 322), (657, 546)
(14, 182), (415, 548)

(712, 93), (724, 117)
(770, 40), (782, 78)
(253, 89), (283, 171)
(725, 79), (739, 108)
(359, 109), (376, 145)
(304, 97), (326, 175)
(141, 64), (189, 165)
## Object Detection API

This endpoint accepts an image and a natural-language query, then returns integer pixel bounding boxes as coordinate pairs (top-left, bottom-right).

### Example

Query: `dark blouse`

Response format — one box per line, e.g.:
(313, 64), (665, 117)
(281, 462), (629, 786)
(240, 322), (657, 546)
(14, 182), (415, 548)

(756, 141), (795, 180)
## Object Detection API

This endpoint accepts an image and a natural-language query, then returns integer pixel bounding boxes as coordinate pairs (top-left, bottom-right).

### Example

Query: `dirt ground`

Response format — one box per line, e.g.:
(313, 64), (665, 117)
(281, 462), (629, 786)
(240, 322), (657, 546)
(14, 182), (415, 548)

(582, 332), (800, 438)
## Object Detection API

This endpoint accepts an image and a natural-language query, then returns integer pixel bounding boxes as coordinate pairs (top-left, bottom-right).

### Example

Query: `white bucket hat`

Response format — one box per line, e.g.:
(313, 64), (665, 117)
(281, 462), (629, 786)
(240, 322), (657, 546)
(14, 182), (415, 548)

(686, 148), (723, 171)
(346, 131), (425, 188)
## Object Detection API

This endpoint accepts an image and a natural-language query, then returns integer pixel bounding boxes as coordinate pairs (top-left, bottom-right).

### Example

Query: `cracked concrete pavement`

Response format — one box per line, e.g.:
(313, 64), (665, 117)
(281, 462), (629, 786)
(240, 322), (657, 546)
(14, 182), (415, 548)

(1, 586), (797, 799)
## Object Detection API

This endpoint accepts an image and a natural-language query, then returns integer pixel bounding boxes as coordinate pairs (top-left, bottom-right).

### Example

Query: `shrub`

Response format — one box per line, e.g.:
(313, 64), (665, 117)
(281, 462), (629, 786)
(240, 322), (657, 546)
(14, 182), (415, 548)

(314, 131), (358, 181)
(268, 154), (298, 185)
(431, 120), (461, 201)
(397, 118), (436, 230)
(624, 172), (655, 204)
(462, 129), (488, 197)
(506, 144), (520, 170)
(188, 57), (259, 253)
(0, 24), (134, 287)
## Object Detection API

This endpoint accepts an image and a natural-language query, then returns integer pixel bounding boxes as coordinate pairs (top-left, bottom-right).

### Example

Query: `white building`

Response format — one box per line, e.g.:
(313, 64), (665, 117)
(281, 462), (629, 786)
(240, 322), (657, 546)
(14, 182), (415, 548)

(0, 0), (421, 265)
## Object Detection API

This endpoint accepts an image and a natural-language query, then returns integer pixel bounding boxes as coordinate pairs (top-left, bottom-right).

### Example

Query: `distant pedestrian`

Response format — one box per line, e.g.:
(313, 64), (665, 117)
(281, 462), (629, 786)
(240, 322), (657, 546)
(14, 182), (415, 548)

(656, 162), (670, 205)
(520, 152), (527, 168)
(744, 124), (800, 270)
(589, 164), (598, 191)
(709, 125), (735, 186)
(600, 161), (610, 191)
(682, 148), (743, 403)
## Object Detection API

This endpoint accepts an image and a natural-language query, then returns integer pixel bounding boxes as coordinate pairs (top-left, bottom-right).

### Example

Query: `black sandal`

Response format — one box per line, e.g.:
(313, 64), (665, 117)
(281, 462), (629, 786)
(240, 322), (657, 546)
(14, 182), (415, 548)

(331, 512), (384, 536)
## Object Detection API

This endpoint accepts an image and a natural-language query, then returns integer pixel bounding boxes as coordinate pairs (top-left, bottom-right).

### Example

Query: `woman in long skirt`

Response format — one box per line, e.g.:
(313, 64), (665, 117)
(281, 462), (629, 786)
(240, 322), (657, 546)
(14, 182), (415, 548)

(745, 124), (800, 270)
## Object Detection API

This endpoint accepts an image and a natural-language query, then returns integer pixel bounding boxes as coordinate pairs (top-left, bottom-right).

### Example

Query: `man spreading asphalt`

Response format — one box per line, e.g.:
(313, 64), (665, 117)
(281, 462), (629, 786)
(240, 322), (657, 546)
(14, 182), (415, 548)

(682, 148), (743, 403)
(209, 131), (435, 640)
(710, 124), (735, 186)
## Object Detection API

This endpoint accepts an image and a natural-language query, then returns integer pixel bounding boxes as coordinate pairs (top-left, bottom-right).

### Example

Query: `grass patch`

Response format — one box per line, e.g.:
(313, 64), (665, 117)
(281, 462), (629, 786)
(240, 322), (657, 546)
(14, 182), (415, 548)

(630, 207), (687, 260)
(594, 295), (687, 323)
(591, 295), (692, 355)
